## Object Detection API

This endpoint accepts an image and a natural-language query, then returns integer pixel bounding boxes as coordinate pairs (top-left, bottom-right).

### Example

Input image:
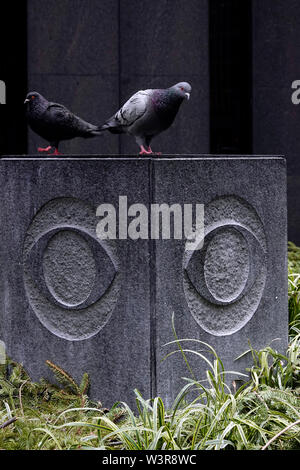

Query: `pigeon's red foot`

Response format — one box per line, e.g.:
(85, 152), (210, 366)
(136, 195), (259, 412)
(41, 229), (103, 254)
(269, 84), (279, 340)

(38, 145), (52, 153)
(50, 148), (61, 155)
(139, 145), (153, 155)
(148, 147), (161, 155)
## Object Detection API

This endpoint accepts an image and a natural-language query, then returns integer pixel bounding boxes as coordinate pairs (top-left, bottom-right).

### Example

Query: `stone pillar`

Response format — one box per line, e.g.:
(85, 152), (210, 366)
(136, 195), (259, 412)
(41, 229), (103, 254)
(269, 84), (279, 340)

(154, 156), (288, 405)
(0, 157), (151, 407)
(0, 156), (288, 407)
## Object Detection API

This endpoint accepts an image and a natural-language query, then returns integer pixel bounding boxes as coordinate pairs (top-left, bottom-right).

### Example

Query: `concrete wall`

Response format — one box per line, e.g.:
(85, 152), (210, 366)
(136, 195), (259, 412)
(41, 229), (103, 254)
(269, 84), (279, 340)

(252, 0), (300, 244)
(27, 0), (209, 156)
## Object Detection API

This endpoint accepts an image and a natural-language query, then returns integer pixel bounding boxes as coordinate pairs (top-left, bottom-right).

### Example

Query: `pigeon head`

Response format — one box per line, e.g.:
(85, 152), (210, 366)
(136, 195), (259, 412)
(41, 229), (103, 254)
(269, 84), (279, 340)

(24, 92), (48, 111)
(170, 82), (192, 101)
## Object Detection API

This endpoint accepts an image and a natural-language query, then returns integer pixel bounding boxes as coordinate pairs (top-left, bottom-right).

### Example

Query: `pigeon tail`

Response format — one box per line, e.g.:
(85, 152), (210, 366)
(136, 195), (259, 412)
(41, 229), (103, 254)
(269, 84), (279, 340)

(99, 123), (110, 131)
(89, 129), (104, 136)
(85, 126), (104, 137)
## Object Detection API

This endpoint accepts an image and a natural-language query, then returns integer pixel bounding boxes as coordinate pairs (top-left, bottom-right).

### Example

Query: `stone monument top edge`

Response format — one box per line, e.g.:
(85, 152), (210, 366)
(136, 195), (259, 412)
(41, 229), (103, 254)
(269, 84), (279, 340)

(0, 154), (285, 161)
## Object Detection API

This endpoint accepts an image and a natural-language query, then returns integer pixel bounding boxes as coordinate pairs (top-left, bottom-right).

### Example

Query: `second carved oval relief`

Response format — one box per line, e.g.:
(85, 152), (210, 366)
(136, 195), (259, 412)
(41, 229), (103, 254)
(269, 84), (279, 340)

(183, 195), (267, 336)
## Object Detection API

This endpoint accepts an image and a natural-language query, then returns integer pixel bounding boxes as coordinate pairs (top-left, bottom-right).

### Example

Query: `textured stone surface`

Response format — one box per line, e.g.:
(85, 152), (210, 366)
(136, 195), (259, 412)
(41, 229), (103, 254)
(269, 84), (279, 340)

(22, 197), (121, 340)
(0, 157), (151, 408)
(0, 156), (288, 408)
(0, 341), (5, 365)
(43, 230), (97, 308)
(183, 195), (267, 336)
(153, 157), (288, 407)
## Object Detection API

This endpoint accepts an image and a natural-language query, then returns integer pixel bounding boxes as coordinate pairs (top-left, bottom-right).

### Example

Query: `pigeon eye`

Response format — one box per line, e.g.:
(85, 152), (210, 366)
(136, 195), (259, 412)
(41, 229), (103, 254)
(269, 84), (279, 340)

(180, 87), (184, 91)
(31, 96), (35, 100)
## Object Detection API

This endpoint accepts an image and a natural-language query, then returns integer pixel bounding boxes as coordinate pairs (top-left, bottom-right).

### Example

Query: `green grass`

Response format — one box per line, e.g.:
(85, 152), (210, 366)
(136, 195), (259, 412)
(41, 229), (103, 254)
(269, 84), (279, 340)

(288, 242), (300, 333)
(288, 241), (300, 273)
(1, 242), (300, 450)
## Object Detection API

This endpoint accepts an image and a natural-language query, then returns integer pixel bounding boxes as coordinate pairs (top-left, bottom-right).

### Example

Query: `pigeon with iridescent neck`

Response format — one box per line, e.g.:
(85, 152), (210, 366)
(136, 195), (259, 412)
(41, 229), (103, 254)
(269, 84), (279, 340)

(99, 82), (191, 155)
(24, 91), (103, 155)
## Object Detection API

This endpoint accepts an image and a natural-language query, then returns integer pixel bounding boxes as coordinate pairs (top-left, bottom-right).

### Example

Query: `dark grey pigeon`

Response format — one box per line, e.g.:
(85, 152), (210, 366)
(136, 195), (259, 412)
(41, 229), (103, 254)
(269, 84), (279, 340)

(24, 91), (103, 155)
(99, 82), (191, 155)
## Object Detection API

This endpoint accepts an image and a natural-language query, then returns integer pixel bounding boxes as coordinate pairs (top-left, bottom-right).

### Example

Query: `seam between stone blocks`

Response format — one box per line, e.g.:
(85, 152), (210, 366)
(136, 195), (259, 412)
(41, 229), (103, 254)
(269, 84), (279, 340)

(149, 158), (157, 398)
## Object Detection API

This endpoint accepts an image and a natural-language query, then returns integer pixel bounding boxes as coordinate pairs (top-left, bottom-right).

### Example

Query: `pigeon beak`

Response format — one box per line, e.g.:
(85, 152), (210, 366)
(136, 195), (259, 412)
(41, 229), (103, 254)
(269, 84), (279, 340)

(24, 98), (30, 104)
(185, 92), (190, 100)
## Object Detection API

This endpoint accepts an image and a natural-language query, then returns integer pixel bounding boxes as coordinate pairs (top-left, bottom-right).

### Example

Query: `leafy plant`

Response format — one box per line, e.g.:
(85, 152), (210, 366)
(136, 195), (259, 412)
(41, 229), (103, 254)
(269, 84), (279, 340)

(39, 312), (300, 450)
(288, 241), (300, 273)
(1, 241), (300, 450)
(45, 360), (90, 407)
(289, 270), (300, 334)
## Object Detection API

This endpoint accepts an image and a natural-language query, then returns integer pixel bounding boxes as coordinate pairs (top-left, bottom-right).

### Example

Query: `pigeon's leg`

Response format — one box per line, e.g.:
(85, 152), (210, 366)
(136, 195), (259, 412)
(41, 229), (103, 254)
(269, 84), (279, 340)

(148, 147), (161, 156)
(49, 142), (61, 155)
(139, 145), (153, 155)
(38, 145), (52, 153)
(146, 136), (161, 155)
(136, 136), (153, 156)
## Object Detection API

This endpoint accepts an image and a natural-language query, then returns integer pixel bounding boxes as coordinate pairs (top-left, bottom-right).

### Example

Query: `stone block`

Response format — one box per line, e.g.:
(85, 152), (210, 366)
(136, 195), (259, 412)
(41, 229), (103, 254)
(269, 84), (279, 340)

(154, 157), (288, 406)
(0, 157), (151, 408)
(0, 156), (288, 408)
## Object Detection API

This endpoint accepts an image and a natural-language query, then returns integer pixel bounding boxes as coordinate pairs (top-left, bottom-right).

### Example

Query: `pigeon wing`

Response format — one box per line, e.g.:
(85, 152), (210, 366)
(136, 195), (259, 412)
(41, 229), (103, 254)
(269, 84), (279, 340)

(44, 102), (96, 138)
(103, 90), (152, 132)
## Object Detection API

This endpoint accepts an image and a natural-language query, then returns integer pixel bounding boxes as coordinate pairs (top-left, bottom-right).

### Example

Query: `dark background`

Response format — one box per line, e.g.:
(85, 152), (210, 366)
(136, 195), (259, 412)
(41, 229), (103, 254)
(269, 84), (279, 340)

(0, 0), (299, 244)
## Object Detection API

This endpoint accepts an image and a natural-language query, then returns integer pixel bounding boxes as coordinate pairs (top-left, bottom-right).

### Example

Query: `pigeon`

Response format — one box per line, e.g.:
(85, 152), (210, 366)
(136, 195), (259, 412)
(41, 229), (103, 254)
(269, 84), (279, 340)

(99, 82), (191, 155)
(24, 91), (103, 155)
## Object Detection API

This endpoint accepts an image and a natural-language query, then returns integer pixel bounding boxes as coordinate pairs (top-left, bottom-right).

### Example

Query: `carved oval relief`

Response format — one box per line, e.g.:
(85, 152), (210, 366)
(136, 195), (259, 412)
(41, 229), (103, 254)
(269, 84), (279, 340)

(43, 230), (97, 308)
(183, 196), (267, 336)
(204, 227), (249, 303)
(23, 197), (122, 341)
